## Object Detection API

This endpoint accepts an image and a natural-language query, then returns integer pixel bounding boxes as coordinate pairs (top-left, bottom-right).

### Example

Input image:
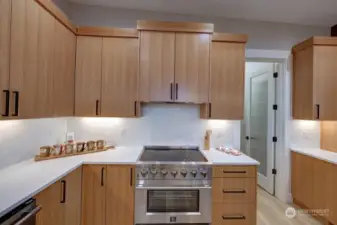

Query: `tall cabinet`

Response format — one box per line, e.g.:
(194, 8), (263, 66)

(75, 29), (139, 117)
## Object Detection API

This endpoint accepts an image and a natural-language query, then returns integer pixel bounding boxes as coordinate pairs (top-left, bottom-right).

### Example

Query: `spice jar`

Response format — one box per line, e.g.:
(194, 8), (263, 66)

(40, 146), (52, 157)
(87, 141), (96, 151)
(96, 140), (106, 150)
(65, 143), (76, 154)
(76, 142), (86, 152)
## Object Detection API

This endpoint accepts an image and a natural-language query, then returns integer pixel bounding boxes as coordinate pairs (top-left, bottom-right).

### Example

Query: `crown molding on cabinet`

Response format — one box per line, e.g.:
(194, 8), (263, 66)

(212, 33), (248, 43)
(292, 36), (337, 53)
(77, 26), (139, 38)
(137, 20), (214, 33)
(35, 0), (77, 34)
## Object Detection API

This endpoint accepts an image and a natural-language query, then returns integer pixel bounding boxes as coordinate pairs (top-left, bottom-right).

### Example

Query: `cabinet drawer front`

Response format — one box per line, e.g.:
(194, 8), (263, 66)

(212, 203), (256, 225)
(213, 166), (256, 178)
(213, 178), (256, 203)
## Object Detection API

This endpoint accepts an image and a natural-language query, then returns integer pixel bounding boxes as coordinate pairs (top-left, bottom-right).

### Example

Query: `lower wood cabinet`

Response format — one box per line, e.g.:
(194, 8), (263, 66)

(212, 165), (257, 225)
(81, 164), (135, 225)
(35, 167), (82, 225)
(291, 151), (337, 224)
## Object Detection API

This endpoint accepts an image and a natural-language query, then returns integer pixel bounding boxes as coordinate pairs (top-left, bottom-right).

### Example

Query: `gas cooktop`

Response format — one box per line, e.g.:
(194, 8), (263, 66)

(138, 146), (208, 162)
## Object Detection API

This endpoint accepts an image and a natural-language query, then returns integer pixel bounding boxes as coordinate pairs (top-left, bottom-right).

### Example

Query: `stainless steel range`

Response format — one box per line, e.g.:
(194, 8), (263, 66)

(135, 146), (212, 225)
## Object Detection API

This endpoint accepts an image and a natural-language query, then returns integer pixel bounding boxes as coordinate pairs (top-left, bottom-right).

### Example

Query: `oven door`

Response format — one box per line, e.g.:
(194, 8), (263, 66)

(135, 186), (211, 224)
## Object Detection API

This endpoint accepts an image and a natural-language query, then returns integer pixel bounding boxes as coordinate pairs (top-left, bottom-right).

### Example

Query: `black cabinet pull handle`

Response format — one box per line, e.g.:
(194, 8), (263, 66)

(222, 215), (246, 220)
(130, 168), (133, 186)
(223, 170), (246, 174)
(175, 83), (178, 100)
(134, 101), (137, 116)
(209, 103), (212, 118)
(223, 189), (246, 194)
(96, 100), (99, 116)
(12, 91), (19, 117)
(316, 104), (320, 119)
(61, 180), (66, 203)
(2, 90), (10, 117)
(170, 83), (173, 100)
(101, 167), (105, 187)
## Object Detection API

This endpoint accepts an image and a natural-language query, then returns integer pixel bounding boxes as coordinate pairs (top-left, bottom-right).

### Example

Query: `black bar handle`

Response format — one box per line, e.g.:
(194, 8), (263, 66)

(130, 168), (133, 186)
(101, 167), (105, 187)
(2, 90), (10, 117)
(316, 104), (320, 119)
(61, 180), (66, 203)
(170, 83), (173, 100)
(223, 170), (247, 174)
(175, 83), (178, 100)
(209, 103), (212, 118)
(96, 100), (99, 116)
(223, 189), (246, 194)
(222, 215), (246, 220)
(134, 101), (137, 116)
(12, 91), (19, 117)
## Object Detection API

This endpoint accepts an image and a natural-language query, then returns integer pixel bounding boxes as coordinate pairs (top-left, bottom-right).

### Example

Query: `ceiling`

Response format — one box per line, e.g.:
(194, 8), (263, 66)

(68, 0), (337, 27)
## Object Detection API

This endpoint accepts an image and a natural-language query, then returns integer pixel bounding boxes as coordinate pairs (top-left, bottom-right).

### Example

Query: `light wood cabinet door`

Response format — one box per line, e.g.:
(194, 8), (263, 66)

(328, 163), (337, 225)
(0, 0), (11, 119)
(313, 46), (337, 120)
(139, 31), (175, 102)
(209, 42), (245, 119)
(82, 165), (106, 225)
(75, 36), (102, 116)
(212, 203), (256, 225)
(106, 165), (135, 225)
(35, 181), (64, 225)
(53, 21), (76, 117)
(101, 37), (138, 117)
(313, 158), (329, 219)
(175, 33), (210, 103)
(63, 167), (82, 225)
(291, 152), (314, 209)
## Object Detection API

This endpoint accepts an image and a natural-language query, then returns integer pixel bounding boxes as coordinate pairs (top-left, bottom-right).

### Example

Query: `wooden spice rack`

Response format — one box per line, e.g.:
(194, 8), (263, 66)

(35, 146), (115, 162)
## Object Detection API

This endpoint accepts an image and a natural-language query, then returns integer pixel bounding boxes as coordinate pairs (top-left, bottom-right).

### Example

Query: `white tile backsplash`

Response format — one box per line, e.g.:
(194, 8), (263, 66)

(0, 118), (67, 171)
(67, 104), (241, 149)
(289, 120), (320, 148)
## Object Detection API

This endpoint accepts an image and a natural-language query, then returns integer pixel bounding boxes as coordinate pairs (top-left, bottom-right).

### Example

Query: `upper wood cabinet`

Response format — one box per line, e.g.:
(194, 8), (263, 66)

(139, 31), (175, 102)
(35, 167), (82, 225)
(75, 36), (103, 117)
(201, 33), (247, 119)
(292, 37), (337, 120)
(175, 33), (210, 103)
(0, 0), (11, 119)
(82, 165), (107, 225)
(75, 30), (139, 118)
(106, 165), (135, 225)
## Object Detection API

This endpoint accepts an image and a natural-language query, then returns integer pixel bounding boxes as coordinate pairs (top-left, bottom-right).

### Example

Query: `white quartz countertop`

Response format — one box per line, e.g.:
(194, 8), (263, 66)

(0, 147), (259, 218)
(291, 147), (337, 165)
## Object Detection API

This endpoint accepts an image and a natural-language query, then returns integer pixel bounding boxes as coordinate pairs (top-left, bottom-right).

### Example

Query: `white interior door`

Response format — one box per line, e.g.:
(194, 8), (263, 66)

(247, 64), (275, 194)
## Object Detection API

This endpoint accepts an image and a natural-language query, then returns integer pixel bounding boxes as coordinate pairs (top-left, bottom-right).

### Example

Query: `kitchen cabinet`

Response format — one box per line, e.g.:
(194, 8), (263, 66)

(53, 20), (76, 117)
(106, 165), (135, 225)
(175, 33), (210, 103)
(0, 0), (11, 119)
(291, 152), (314, 209)
(292, 37), (337, 120)
(75, 36), (103, 117)
(101, 37), (138, 117)
(201, 33), (247, 119)
(82, 165), (107, 225)
(139, 31), (175, 102)
(35, 167), (82, 225)
(327, 163), (337, 225)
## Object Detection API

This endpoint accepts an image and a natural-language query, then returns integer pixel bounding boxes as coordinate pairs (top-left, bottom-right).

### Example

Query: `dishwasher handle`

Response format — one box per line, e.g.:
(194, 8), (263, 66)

(15, 205), (42, 225)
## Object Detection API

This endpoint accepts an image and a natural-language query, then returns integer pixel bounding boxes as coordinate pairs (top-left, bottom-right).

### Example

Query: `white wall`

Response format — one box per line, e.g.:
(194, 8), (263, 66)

(0, 118), (67, 171)
(67, 104), (241, 149)
(67, 2), (329, 50)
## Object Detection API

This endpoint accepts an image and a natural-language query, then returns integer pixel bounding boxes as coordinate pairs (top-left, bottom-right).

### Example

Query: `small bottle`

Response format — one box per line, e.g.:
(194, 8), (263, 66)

(204, 130), (212, 150)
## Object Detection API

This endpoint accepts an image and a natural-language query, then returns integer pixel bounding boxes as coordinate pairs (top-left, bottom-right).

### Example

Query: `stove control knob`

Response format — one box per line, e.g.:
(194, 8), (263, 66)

(171, 170), (178, 177)
(140, 169), (148, 177)
(191, 170), (198, 177)
(161, 169), (168, 176)
(200, 169), (208, 178)
(150, 168), (158, 175)
(180, 169), (188, 177)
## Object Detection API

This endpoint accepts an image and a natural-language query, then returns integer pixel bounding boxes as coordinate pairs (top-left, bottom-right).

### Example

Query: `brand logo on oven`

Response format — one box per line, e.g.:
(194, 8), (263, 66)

(169, 216), (177, 222)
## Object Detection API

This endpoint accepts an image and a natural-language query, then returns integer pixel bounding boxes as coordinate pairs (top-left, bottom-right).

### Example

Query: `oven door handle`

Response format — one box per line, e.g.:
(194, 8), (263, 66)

(136, 186), (212, 190)
(15, 205), (42, 225)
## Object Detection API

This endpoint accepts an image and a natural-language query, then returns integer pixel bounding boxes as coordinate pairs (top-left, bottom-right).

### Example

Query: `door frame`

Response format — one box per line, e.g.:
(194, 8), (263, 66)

(246, 49), (289, 202)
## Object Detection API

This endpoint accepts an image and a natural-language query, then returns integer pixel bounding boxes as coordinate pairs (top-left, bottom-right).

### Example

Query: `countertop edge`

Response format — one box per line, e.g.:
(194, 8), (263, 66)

(290, 148), (337, 165)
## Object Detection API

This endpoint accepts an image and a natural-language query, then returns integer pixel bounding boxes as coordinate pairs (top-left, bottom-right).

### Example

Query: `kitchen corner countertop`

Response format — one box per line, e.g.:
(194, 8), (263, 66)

(291, 147), (337, 165)
(0, 147), (259, 218)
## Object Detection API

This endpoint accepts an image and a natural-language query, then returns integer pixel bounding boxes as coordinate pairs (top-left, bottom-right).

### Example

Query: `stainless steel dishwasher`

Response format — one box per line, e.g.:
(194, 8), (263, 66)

(0, 199), (41, 225)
